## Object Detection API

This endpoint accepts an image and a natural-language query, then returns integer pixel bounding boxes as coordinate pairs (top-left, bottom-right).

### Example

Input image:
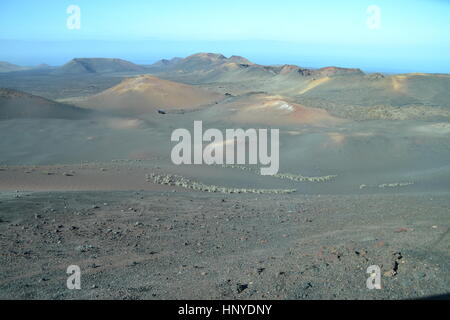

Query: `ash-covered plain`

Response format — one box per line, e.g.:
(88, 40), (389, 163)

(0, 54), (449, 299)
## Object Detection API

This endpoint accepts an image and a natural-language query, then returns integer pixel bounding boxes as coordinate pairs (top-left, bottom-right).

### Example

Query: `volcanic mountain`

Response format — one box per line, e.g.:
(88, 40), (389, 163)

(285, 72), (450, 120)
(149, 57), (183, 69)
(145, 53), (450, 120)
(54, 58), (146, 75)
(214, 93), (343, 126)
(150, 53), (255, 72)
(74, 75), (224, 115)
(0, 61), (29, 73)
(0, 88), (89, 120)
(147, 52), (365, 85)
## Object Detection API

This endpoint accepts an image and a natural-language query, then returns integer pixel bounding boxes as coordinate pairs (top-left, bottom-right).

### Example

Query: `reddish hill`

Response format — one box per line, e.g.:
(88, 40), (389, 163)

(55, 58), (146, 74)
(75, 75), (224, 115)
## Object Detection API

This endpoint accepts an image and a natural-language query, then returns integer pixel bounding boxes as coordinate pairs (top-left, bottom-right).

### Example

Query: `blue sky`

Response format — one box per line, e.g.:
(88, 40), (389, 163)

(0, 0), (449, 73)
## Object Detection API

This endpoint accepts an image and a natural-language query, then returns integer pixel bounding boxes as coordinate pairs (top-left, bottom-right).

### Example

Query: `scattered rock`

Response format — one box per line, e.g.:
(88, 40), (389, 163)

(384, 252), (403, 277)
(148, 173), (296, 194)
(304, 282), (313, 290)
(355, 250), (367, 257)
(384, 270), (395, 278)
(75, 244), (96, 253)
(236, 283), (248, 293)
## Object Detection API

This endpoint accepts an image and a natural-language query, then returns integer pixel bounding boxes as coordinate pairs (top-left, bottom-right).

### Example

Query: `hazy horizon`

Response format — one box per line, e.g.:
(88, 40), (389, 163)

(1, 0), (450, 73)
